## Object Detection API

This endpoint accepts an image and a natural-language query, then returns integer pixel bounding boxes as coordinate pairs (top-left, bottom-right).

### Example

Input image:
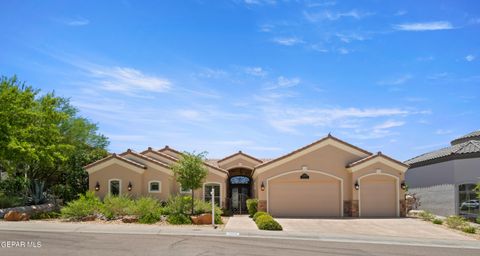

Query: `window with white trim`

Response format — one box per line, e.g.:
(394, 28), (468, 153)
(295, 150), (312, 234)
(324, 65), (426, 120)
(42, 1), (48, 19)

(204, 183), (220, 206)
(149, 181), (161, 193)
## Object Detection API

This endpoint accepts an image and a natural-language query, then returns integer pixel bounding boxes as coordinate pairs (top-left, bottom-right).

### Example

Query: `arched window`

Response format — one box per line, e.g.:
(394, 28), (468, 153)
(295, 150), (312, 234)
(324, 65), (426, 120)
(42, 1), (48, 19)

(230, 176), (250, 184)
(204, 183), (221, 206)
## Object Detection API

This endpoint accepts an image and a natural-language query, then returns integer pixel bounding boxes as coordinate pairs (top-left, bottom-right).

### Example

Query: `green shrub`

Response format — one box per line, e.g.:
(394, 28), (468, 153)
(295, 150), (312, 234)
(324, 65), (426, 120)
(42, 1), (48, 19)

(462, 226), (476, 234)
(432, 218), (443, 225)
(476, 217), (480, 224)
(167, 214), (191, 225)
(129, 197), (163, 224)
(246, 199), (258, 217)
(0, 176), (28, 197)
(253, 211), (268, 221)
(418, 211), (435, 221)
(60, 191), (103, 219)
(255, 214), (282, 231)
(192, 199), (223, 224)
(101, 195), (134, 219)
(0, 193), (23, 208)
(30, 211), (61, 220)
(445, 215), (467, 229)
(165, 196), (191, 215)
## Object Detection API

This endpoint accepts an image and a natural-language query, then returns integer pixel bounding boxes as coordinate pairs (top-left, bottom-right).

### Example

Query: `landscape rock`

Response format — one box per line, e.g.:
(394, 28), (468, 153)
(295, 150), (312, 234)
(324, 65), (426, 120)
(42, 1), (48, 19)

(122, 215), (139, 223)
(191, 213), (212, 225)
(80, 215), (96, 221)
(4, 211), (30, 221)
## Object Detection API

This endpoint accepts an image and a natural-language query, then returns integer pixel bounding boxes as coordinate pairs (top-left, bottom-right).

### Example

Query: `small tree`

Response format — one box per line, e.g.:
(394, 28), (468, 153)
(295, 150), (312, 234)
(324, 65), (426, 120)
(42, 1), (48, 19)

(171, 151), (208, 215)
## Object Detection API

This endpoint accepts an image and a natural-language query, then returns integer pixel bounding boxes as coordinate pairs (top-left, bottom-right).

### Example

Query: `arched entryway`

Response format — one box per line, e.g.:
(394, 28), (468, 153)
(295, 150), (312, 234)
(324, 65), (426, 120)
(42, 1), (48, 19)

(227, 167), (253, 214)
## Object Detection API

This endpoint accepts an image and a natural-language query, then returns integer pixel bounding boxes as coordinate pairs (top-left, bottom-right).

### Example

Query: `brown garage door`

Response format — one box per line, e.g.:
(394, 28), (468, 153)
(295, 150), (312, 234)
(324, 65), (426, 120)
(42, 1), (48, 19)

(269, 177), (341, 217)
(360, 175), (397, 217)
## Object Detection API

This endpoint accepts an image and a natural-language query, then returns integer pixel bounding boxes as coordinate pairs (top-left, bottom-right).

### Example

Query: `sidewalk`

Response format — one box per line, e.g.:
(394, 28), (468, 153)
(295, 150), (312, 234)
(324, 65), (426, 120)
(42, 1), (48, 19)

(0, 219), (479, 250)
(224, 215), (258, 231)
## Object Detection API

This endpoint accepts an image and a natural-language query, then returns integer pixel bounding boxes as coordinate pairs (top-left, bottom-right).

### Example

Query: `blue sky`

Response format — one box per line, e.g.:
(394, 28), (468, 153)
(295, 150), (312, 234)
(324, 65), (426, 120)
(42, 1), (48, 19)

(1, 1), (479, 161)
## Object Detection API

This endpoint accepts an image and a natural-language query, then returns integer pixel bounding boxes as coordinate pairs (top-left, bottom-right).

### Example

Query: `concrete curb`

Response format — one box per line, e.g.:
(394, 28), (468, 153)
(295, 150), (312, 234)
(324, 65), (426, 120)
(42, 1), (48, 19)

(0, 221), (479, 249)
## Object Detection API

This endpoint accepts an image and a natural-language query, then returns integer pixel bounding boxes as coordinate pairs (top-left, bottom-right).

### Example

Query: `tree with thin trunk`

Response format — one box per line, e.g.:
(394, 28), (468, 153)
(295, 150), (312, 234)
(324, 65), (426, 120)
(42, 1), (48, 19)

(171, 151), (208, 215)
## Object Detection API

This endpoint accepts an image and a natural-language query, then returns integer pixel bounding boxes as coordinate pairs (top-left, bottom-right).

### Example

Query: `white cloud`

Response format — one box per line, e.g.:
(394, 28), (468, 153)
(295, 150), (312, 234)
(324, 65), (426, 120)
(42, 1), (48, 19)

(263, 107), (412, 133)
(378, 74), (412, 85)
(393, 21), (454, 31)
(242, 0), (276, 5)
(65, 17), (90, 26)
(374, 120), (405, 130)
(395, 10), (407, 16)
(338, 48), (350, 55)
(306, 1), (336, 8)
(303, 9), (373, 22)
(88, 66), (171, 95)
(245, 67), (267, 77)
(272, 37), (304, 46)
(265, 76), (301, 90)
(465, 55), (476, 62)
(259, 24), (274, 32)
(435, 129), (452, 135)
(336, 33), (367, 43)
(196, 68), (228, 79)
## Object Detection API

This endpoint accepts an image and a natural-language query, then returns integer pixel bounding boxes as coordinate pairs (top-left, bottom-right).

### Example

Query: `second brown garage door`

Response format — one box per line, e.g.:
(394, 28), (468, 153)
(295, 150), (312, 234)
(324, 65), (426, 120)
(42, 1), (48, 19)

(360, 174), (397, 217)
(268, 174), (341, 217)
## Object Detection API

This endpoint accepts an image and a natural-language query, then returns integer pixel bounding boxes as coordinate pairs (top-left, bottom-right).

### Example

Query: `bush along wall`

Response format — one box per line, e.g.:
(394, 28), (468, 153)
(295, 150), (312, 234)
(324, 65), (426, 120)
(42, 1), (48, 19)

(253, 212), (282, 231)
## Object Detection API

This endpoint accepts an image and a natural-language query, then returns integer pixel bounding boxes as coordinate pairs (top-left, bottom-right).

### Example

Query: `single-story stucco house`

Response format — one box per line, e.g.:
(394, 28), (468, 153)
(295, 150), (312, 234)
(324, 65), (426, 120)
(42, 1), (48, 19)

(85, 134), (408, 218)
(405, 130), (480, 217)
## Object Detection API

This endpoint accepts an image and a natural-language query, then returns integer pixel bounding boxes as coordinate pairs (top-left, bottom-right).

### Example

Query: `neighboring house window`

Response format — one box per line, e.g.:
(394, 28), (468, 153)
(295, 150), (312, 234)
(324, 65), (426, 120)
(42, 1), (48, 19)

(458, 183), (479, 216)
(180, 186), (192, 194)
(109, 179), (121, 196)
(204, 183), (221, 207)
(149, 181), (161, 193)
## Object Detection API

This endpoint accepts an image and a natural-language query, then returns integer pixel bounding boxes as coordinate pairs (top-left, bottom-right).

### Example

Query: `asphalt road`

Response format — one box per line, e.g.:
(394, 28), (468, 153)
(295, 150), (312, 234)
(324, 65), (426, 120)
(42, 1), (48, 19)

(0, 231), (478, 256)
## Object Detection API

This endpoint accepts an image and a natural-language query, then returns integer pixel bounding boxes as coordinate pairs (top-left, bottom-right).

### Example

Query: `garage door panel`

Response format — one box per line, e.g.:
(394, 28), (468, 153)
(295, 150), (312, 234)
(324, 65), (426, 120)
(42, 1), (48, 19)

(360, 175), (397, 217)
(269, 179), (341, 217)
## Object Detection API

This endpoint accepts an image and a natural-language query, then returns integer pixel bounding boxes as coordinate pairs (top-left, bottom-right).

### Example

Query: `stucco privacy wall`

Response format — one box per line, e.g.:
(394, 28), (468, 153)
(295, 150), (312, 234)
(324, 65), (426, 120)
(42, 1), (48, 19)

(409, 184), (456, 217)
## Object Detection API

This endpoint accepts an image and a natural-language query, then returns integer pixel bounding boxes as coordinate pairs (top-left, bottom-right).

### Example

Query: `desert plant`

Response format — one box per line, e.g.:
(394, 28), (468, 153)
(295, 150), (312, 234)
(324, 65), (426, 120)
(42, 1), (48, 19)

(27, 179), (48, 205)
(30, 211), (61, 220)
(462, 226), (476, 234)
(101, 195), (134, 219)
(246, 199), (258, 217)
(253, 211), (268, 221)
(445, 215), (467, 229)
(418, 211), (435, 221)
(165, 195), (191, 215)
(0, 193), (23, 208)
(255, 214), (282, 231)
(432, 218), (443, 225)
(60, 191), (103, 219)
(129, 197), (163, 224)
(192, 198), (223, 224)
(167, 214), (191, 225)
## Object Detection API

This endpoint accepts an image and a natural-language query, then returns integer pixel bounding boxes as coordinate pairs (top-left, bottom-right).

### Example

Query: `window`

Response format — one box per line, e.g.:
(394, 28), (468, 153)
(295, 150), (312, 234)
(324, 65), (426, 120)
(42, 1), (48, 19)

(149, 181), (161, 193)
(109, 179), (121, 196)
(204, 183), (221, 207)
(458, 183), (479, 216)
(180, 186), (192, 194)
(230, 176), (250, 184)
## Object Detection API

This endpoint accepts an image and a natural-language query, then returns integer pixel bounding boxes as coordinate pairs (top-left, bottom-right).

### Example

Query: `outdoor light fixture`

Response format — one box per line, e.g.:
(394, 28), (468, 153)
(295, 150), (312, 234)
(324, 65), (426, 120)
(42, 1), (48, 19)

(260, 182), (265, 191)
(127, 182), (133, 191)
(95, 182), (100, 191)
(354, 181), (359, 190)
(401, 181), (407, 190)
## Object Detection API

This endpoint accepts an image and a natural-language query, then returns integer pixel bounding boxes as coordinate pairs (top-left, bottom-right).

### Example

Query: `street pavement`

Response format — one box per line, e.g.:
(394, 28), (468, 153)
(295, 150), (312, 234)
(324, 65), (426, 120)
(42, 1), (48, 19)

(0, 230), (479, 256)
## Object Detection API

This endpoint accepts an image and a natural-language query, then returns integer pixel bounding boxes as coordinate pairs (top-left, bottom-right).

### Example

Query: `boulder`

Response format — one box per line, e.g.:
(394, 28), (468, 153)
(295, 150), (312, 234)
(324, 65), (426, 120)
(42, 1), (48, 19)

(4, 211), (29, 221)
(191, 213), (212, 225)
(80, 215), (96, 221)
(122, 215), (139, 223)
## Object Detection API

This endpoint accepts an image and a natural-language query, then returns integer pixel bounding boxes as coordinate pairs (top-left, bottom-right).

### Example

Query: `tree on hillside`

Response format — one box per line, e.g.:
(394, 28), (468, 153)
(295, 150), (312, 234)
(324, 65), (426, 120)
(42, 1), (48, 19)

(171, 151), (208, 215)
(0, 75), (109, 202)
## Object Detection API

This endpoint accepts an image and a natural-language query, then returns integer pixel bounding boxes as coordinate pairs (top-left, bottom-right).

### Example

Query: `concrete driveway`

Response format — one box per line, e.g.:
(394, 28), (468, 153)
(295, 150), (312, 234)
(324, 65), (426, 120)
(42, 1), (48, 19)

(275, 218), (473, 240)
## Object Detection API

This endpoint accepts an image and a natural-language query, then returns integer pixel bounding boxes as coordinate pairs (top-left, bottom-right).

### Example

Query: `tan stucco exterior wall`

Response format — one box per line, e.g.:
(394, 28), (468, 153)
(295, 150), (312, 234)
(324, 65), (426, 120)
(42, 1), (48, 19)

(218, 158), (257, 170)
(89, 163), (143, 198)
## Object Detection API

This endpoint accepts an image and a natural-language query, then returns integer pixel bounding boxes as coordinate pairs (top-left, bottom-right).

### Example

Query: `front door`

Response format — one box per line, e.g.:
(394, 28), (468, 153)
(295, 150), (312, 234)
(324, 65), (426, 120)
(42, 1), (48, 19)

(229, 176), (251, 214)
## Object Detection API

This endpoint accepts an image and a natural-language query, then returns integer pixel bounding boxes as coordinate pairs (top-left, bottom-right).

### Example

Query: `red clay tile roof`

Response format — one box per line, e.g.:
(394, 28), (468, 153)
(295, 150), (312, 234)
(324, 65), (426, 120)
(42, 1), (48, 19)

(346, 152), (409, 168)
(84, 153), (147, 169)
(120, 149), (170, 168)
(158, 146), (228, 174)
(217, 150), (263, 163)
(254, 134), (372, 170)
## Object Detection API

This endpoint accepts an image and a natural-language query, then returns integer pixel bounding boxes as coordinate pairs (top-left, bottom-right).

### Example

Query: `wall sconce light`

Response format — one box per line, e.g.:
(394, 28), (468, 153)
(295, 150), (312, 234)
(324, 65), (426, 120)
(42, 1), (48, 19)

(95, 182), (100, 191)
(128, 182), (133, 191)
(260, 182), (265, 191)
(354, 181), (359, 190)
(401, 181), (407, 190)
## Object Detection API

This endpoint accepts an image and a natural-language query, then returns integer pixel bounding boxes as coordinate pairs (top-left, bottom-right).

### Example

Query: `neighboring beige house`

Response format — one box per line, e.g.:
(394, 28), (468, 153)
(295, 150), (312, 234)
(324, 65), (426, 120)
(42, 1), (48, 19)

(85, 134), (408, 217)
